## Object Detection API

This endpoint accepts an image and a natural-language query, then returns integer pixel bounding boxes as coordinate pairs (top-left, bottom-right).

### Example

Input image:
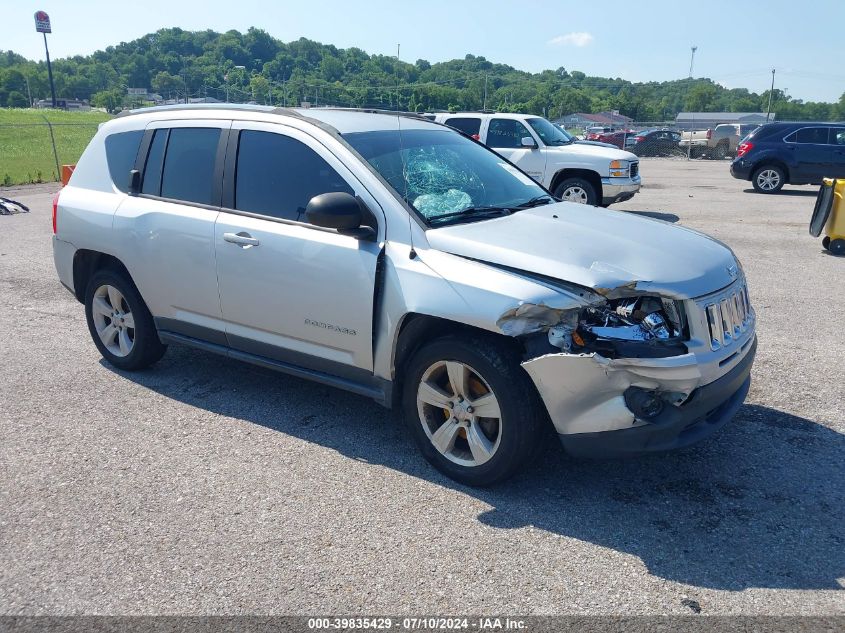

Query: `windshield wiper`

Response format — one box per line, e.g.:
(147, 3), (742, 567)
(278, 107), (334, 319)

(428, 206), (513, 226)
(515, 195), (556, 208)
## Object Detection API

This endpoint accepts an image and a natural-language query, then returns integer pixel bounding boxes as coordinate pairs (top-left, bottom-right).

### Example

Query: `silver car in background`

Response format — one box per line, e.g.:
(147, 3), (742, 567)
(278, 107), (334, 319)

(52, 105), (756, 486)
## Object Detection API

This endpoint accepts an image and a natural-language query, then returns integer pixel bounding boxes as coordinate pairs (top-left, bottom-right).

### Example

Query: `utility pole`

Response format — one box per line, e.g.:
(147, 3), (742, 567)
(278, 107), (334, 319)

(688, 46), (697, 79)
(483, 74), (488, 111)
(34, 11), (57, 107)
(766, 68), (776, 122)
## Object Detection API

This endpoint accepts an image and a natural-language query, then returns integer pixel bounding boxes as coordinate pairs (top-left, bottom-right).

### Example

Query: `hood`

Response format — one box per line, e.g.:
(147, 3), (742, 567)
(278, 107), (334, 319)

(424, 204), (738, 299)
(552, 142), (637, 162)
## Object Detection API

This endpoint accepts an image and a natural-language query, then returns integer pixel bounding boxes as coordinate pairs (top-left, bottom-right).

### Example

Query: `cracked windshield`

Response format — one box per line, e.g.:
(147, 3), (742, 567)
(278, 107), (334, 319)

(345, 128), (550, 224)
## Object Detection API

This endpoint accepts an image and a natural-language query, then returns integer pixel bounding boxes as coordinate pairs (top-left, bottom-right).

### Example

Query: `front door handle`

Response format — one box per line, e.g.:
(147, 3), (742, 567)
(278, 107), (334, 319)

(223, 232), (260, 247)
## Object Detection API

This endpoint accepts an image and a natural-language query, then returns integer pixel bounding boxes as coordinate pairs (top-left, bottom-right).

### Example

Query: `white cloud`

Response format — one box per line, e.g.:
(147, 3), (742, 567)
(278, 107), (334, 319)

(547, 32), (594, 47)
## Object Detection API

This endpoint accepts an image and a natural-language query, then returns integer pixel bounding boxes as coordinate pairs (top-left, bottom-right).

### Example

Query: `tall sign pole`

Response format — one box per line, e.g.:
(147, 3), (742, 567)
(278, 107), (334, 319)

(34, 11), (57, 108)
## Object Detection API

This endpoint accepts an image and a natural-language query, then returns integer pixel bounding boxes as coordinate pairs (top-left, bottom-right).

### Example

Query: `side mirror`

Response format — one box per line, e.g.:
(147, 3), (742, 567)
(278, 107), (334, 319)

(521, 136), (537, 148)
(305, 192), (375, 240)
(128, 169), (141, 196)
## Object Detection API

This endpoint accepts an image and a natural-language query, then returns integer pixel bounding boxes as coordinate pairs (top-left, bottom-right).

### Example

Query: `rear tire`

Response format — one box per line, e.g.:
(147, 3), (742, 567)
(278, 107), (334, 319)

(554, 177), (598, 206)
(402, 334), (546, 486)
(752, 165), (785, 193)
(84, 268), (166, 371)
(830, 239), (845, 257)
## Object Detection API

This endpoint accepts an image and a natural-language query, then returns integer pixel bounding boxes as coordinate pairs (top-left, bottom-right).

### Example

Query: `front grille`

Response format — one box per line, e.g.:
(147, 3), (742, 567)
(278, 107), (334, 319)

(630, 162), (639, 178)
(699, 280), (752, 350)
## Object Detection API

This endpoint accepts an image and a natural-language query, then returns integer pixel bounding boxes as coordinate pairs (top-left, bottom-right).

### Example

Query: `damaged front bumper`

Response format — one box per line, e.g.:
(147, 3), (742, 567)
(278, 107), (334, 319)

(521, 335), (757, 458)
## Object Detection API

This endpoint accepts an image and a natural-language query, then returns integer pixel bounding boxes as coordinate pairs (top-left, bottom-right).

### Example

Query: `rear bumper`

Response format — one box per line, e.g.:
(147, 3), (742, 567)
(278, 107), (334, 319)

(558, 337), (756, 458)
(601, 175), (641, 205)
(730, 159), (753, 181)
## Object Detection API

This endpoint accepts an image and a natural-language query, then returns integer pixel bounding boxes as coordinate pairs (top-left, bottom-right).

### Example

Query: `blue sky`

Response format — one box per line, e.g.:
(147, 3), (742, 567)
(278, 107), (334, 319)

(5, 0), (844, 102)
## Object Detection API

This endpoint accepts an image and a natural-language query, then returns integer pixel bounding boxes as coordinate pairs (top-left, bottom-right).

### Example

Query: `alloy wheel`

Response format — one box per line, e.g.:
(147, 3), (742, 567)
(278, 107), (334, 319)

(416, 360), (502, 467)
(91, 284), (135, 357)
(561, 186), (589, 203)
(756, 169), (781, 191)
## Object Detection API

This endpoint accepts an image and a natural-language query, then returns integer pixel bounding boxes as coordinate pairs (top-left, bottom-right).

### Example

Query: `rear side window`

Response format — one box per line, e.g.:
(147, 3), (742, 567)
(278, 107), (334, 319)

(794, 127), (829, 144)
(445, 117), (481, 137)
(234, 130), (353, 223)
(487, 119), (532, 149)
(830, 128), (845, 146)
(104, 130), (143, 193)
(159, 128), (221, 205)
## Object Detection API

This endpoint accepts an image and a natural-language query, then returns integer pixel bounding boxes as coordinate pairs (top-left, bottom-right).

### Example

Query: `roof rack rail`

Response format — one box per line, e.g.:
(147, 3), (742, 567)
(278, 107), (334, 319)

(116, 103), (302, 118)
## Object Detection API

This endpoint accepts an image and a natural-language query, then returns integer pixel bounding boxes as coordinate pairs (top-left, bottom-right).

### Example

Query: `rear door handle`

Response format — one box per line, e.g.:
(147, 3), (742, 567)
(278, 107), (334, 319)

(223, 231), (260, 247)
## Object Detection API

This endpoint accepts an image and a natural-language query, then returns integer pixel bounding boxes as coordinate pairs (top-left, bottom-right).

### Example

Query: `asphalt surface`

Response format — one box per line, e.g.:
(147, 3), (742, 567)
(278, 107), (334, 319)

(0, 161), (842, 615)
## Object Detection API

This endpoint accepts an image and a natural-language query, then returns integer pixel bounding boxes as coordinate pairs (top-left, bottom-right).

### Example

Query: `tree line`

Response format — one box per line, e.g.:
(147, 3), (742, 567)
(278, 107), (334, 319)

(1, 27), (843, 122)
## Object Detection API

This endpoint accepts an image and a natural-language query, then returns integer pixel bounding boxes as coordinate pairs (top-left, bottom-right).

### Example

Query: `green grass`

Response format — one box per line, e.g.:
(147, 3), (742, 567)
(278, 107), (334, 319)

(0, 108), (112, 186)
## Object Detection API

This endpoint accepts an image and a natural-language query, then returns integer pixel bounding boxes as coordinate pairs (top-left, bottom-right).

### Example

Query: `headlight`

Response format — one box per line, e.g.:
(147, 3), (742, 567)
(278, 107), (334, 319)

(609, 159), (630, 178)
(579, 296), (685, 342)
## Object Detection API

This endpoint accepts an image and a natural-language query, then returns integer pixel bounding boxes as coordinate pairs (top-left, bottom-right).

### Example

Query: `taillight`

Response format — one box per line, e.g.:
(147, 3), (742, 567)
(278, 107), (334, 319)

(52, 191), (60, 234)
(635, 136), (645, 142)
(736, 142), (753, 158)
(471, 133), (480, 141)
(706, 129), (712, 140)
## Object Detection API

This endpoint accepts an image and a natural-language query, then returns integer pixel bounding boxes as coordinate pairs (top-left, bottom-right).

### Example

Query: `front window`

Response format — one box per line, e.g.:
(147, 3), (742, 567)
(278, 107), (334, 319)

(525, 117), (574, 146)
(344, 128), (549, 225)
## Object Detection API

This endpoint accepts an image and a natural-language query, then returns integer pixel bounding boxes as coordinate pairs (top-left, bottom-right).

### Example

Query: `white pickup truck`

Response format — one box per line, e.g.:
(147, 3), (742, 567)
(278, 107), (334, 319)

(433, 112), (641, 206)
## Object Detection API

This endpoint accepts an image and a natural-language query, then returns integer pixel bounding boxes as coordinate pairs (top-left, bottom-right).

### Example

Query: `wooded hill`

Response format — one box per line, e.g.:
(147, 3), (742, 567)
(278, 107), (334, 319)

(1, 27), (842, 121)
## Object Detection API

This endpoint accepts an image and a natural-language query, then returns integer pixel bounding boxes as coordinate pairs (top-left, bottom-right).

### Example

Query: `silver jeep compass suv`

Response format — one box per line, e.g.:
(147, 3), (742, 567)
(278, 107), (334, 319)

(53, 104), (756, 486)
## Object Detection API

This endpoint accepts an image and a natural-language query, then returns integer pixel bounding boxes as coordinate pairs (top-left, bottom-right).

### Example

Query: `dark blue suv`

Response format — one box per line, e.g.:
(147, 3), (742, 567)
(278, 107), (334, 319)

(730, 122), (845, 193)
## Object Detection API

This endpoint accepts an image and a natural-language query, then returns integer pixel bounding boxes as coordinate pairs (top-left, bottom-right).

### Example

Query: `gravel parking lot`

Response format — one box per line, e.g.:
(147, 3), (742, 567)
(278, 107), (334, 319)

(0, 159), (842, 616)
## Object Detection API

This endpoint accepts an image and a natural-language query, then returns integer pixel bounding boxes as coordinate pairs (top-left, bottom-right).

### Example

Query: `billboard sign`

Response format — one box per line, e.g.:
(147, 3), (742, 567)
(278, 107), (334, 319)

(34, 11), (51, 33)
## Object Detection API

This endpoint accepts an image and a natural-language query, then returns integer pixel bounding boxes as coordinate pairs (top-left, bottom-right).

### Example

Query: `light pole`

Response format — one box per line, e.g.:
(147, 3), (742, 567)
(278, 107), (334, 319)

(688, 46), (697, 78)
(766, 68), (776, 122)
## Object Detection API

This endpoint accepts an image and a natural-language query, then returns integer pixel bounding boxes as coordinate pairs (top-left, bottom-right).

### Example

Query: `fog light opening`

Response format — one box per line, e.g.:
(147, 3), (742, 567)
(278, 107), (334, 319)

(624, 387), (665, 420)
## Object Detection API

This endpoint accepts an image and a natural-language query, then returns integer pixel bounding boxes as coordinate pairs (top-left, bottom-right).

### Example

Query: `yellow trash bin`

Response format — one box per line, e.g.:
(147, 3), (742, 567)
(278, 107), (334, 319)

(810, 178), (845, 256)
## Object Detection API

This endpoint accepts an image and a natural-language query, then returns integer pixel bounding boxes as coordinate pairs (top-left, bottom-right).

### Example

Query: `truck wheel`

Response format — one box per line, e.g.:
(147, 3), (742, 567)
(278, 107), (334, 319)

(752, 165), (785, 193)
(830, 239), (845, 256)
(402, 334), (546, 487)
(554, 178), (598, 205)
(713, 142), (728, 160)
(84, 268), (167, 371)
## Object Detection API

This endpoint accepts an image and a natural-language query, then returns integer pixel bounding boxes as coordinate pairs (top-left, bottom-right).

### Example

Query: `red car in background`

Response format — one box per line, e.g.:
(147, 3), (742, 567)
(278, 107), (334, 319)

(588, 130), (636, 149)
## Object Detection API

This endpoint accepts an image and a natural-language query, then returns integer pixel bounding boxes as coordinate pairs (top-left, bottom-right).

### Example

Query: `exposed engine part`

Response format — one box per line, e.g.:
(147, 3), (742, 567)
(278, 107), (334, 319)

(547, 325), (574, 352)
(581, 296), (680, 342)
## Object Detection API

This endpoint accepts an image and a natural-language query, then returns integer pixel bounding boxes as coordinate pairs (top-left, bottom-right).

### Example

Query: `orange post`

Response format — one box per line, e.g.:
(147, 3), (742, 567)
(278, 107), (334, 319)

(61, 164), (75, 186)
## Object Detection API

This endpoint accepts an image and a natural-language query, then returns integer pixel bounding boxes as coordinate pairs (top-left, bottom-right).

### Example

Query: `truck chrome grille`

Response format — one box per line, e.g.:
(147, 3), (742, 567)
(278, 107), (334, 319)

(701, 281), (752, 350)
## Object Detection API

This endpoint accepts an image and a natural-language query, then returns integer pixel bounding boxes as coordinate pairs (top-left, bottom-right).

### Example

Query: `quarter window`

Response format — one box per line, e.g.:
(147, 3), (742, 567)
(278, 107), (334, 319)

(445, 118), (481, 137)
(104, 130), (143, 193)
(486, 119), (533, 149)
(159, 128), (221, 205)
(794, 127), (829, 144)
(234, 130), (353, 222)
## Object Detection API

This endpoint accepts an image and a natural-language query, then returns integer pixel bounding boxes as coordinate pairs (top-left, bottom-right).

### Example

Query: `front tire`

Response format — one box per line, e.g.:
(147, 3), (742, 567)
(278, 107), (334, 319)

(554, 177), (598, 205)
(402, 335), (546, 486)
(752, 165), (785, 193)
(713, 142), (728, 160)
(830, 239), (845, 257)
(84, 269), (166, 371)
